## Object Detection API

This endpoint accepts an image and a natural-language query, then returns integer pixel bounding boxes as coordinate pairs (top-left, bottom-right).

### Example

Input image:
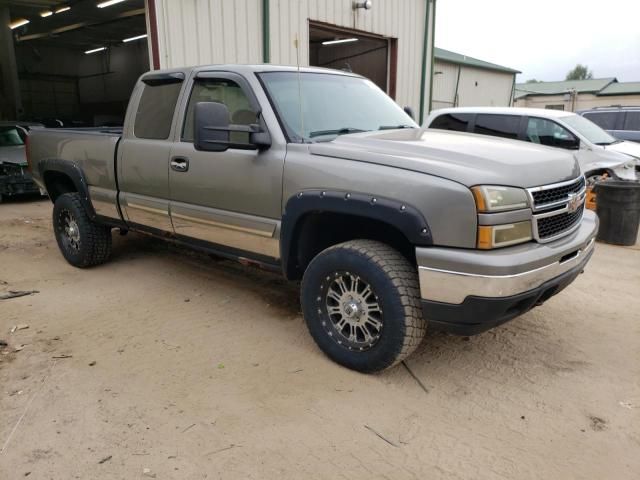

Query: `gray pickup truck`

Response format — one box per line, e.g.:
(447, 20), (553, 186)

(28, 65), (598, 372)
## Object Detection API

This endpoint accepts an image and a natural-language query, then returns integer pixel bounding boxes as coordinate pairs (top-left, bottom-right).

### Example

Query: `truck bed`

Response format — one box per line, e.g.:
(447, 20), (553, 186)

(29, 127), (120, 187)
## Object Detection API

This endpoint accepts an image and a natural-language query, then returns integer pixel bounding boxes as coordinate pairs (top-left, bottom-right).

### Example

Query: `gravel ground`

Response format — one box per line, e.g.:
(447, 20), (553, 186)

(1, 198), (639, 480)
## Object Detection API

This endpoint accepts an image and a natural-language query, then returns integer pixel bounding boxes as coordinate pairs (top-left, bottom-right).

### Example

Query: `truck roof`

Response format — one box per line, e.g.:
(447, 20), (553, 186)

(143, 64), (362, 78)
(429, 106), (575, 119)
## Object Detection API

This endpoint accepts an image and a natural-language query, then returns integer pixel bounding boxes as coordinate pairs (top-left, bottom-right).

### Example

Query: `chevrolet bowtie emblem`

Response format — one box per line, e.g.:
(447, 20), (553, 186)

(567, 193), (582, 213)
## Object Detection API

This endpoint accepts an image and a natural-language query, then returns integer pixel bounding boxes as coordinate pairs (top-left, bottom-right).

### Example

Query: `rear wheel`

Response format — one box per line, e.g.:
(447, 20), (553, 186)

(53, 192), (112, 268)
(301, 240), (426, 373)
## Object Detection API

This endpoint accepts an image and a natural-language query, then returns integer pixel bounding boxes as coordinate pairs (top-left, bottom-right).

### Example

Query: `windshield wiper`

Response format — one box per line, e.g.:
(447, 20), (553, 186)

(596, 140), (623, 146)
(378, 124), (416, 130)
(309, 128), (367, 138)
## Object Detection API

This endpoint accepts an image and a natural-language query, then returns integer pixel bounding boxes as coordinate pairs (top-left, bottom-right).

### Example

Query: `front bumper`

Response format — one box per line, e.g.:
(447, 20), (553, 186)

(417, 209), (598, 335)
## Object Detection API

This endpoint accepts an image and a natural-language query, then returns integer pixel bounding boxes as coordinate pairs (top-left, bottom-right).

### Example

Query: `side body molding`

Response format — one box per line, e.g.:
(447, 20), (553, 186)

(280, 189), (433, 277)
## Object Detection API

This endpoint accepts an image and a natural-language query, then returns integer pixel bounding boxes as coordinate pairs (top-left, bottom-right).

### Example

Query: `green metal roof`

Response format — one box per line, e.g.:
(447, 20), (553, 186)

(434, 47), (520, 74)
(598, 81), (640, 96)
(514, 78), (616, 98)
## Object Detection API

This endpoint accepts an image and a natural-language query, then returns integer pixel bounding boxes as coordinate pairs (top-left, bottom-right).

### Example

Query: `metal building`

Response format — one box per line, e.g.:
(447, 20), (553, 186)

(431, 47), (520, 110)
(149, 0), (437, 122)
(514, 78), (640, 111)
(2, 0), (436, 124)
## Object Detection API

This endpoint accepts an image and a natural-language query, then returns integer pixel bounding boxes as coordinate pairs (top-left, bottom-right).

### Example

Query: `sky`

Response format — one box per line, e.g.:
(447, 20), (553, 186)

(435, 0), (640, 83)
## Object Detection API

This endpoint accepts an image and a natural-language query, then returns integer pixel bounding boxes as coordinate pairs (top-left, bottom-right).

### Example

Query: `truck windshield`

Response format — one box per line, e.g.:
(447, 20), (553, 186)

(562, 114), (619, 146)
(259, 72), (417, 142)
(0, 127), (25, 147)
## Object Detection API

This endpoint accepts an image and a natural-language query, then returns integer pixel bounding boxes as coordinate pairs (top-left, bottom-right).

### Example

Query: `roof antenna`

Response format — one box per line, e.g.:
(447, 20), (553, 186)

(294, 33), (305, 142)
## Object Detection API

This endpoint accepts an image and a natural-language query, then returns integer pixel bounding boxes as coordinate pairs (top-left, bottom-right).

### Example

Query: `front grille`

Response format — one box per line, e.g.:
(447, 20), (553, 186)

(531, 176), (585, 209)
(536, 204), (584, 239)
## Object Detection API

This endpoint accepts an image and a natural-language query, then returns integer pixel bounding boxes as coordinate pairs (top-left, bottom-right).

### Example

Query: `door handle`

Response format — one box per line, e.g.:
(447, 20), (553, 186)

(170, 157), (189, 172)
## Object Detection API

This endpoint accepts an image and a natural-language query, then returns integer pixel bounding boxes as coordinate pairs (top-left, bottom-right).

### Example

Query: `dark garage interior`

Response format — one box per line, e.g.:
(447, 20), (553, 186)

(309, 22), (395, 98)
(1, 0), (149, 126)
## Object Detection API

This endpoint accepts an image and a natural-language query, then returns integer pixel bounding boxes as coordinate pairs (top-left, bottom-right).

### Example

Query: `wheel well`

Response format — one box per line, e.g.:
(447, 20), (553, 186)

(43, 171), (77, 202)
(585, 169), (611, 181)
(286, 212), (416, 280)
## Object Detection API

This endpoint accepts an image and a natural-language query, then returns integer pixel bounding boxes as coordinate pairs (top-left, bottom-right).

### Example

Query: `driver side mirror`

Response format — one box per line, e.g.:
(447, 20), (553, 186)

(555, 136), (580, 150)
(194, 101), (271, 152)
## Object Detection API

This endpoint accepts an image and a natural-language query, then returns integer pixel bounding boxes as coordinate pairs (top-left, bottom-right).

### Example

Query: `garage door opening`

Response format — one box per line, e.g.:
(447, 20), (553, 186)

(309, 22), (397, 99)
(3, 0), (149, 127)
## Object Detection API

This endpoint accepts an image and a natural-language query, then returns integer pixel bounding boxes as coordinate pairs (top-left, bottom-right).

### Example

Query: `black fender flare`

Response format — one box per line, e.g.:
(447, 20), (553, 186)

(280, 189), (433, 277)
(38, 159), (96, 219)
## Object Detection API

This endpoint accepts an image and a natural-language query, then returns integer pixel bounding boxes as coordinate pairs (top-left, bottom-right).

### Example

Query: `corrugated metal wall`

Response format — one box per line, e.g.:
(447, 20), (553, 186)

(432, 60), (515, 109)
(153, 0), (263, 67)
(457, 66), (513, 107)
(514, 93), (640, 111)
(151, 0), (435, 117)
(269, 0), (430, 113)
(432, 60), (459, 109)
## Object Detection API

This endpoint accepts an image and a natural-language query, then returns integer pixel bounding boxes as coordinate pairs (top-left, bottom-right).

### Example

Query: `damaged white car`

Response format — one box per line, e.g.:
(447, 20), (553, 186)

(0, 122), (44, 203)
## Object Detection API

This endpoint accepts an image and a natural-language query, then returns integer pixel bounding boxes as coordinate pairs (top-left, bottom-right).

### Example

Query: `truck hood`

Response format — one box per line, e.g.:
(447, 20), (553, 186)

(309, 129), (581, 188)
(0, 145), (27, 166)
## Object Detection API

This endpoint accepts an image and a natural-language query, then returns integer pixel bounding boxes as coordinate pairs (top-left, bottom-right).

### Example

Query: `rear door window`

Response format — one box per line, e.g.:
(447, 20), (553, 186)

(429, 113), (474, 132)
(473, 114), (521, 140)
(623, 112), (640, 131)
(134, 82), (183, 140)
(582, 112), (618, 130)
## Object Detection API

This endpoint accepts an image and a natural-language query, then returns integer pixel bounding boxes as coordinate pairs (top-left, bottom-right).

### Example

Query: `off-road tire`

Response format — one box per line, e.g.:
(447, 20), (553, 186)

(53, 192), (112, 268)
(301, 240), (426, 373)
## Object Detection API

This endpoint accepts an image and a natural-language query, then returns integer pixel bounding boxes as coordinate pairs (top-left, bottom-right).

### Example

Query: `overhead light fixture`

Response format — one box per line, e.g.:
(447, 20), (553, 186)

(123, 33), (147, 43)
(85, 47), (107, 54)
(40, 10), (54, 18)
(55, 6), (71, 14)
(9, 18), (30, 30)
(97, 0), (127, 8)
(322, 38), (358, 46)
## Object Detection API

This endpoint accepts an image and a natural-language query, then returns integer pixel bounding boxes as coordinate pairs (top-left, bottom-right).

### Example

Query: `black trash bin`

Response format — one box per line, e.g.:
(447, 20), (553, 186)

(595, 180), (640, 246)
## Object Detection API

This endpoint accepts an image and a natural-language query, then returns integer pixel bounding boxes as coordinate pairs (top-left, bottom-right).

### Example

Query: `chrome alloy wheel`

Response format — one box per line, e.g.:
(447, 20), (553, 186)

(319, 272), (383, 351)
(60, 210), (81, 252)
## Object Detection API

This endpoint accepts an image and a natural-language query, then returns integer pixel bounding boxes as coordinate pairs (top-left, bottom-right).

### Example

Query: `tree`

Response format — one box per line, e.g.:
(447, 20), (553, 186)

(565, 64), (593, 81)
(525, 79), (540, 83)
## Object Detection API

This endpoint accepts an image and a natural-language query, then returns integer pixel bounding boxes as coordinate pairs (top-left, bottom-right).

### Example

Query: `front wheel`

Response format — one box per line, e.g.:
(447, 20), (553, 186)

(53, 192), (112, 268)
(301, 240), (426, 373)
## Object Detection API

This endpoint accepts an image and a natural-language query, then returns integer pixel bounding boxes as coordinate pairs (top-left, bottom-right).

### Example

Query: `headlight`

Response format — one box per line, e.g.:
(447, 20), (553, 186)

(477, 221), (533, 249)
(471, 185), (529, 212)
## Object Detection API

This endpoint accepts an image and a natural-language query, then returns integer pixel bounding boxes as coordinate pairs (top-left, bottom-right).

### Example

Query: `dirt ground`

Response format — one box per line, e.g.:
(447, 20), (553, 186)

(0, 197), (639, 480)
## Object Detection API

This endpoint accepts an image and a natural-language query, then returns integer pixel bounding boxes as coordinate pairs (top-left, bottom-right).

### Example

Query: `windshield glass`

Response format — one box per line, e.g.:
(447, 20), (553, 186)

(259, 72), (417, 142)
(0, 127), (25, 147)
(562, 114), (618, 145)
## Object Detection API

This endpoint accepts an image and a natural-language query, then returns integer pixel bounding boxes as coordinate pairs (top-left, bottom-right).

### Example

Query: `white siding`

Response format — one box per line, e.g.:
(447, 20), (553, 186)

(432, 60), (515, 110)
(456, 66), (513, 107)
(151, 0), (435, 119)
(153, 0), (264, 67)
(269, 0), (432, 116)
(432, 60), (459, 109)
(514, 93), (640, 111)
